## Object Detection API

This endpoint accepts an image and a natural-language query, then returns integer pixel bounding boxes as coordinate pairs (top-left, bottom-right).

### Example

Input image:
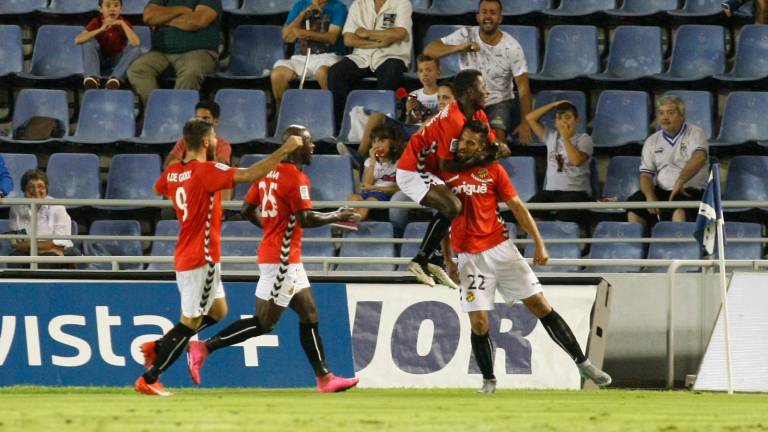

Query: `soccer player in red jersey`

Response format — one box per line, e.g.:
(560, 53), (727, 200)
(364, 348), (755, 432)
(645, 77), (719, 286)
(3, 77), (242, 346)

(186, 125), (361, 393)
(134, 119), (303, 396)
(396, 69), (509, 288)
(441, 120), (611, 393)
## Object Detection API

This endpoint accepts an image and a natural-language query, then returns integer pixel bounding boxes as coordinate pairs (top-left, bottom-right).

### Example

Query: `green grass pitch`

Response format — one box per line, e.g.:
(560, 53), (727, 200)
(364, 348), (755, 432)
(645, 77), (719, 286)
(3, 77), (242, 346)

(1, 387), (767, 431)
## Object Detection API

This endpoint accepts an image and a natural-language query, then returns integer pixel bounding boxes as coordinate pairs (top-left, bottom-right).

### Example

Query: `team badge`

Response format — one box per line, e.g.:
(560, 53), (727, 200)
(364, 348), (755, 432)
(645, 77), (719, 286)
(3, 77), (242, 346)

(287, 285), (295, 295)
(299, 185), (310, 200)
(466, 291), (475, 302)
(471, 167), (492, 183)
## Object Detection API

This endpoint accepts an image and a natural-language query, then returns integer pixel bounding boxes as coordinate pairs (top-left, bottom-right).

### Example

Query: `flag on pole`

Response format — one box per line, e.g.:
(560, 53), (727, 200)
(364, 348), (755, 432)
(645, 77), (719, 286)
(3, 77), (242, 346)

(693, 163), (724, 255)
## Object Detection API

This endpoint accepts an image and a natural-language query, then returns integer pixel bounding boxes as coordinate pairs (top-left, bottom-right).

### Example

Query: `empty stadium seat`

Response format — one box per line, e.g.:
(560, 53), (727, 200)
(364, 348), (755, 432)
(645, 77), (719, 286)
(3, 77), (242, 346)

(147, 219), (179, 271)
(500, 25), (540, 74)
(714, 25), (768, 84)
(646, 222), (700, 273)
(531, 90), (588, 140)
(302, 225), (335, 271)
(710, 92), (768, 149)
(130, 90), (199, 145)
(591, 90), (649, 150)
(668, 0), (723, 18)
(543, 0), (616, 16)
(398, 222), (428, 270)
(337, 90), (397, 145)
(222, 0), (239, 11)
(134, 25), (152, 52)
(17, 26), (84, 82)
(530, 26), (599, 82)
(214, 89), (267, 145)
(587, 222), (644, 273)
(0, 25), (22, 80)
(303, 155), (354, 202)
(651, 25), (725, 83)
(227, 0), (292, 16)
(501, 0), (551, 17)
(499, 157), (536, 202)
(215, 25), (284, 81)
(233, 154), (266, 201)
(664, 90), (714, 139)
(65, 90), (135, 145)
(605, 0), (678, 17)
(83, 220), (143, 270)
(337, 222), (396, 271)
(597, 156), (641, 208)
(0, 153), (37, 199)
(40, 0), (97, 15)
(46, 153), (101, 207)
(101, 154), (163, 210)
(221, 221), (261, 271)
(719, 222), (763, 260)
(418, 0), (477, 16)
(122, 0), (149, 16)
(267, 89), (335, 144)
(722, 156), (768, 212)
(588, 26), (663, 82)
(525, 221), (581, 272)
(0, 89), (69, 144)
(0, 0), (47, 15)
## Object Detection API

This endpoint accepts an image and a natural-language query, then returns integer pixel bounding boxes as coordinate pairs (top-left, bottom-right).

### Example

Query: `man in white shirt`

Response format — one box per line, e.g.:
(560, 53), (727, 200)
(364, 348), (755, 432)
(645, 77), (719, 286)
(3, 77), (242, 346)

(423, 0), (532, 145)
(626, 95), (709, 226)
(327, 0), (412, 117)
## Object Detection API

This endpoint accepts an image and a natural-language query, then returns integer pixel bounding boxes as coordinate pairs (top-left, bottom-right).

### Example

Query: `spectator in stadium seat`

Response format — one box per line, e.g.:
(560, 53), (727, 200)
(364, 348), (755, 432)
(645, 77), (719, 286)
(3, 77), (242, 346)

(626, 95), (709, 227)
(0, 154), (11, 203)
(75, 0), (142, 90)
(8, 169), (77, 268)
(127, 0), (222, 106)
(164, 101), (232, 200)
(271, 0), (348, 109)
(327, 0), (412, 118)
(723, 0), (768, 24)
(424, 0), (532, 145)
(525, 100), (593, 224)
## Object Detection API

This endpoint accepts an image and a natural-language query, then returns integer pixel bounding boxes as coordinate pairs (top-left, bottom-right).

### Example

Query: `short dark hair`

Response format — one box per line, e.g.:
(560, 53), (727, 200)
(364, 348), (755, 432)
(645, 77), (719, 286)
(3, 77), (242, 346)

(281, 125), (308, 143)
(438, 80), (454, 93)
(98, 0), (122, 6)
(416, 54), (439, 68)
(21, 169), (48, 192)
(453, 69), (483, 100)
(478, 0), (502, 11)
(370, 123), (404, 160)
(195, 101), (221, 119)
(555, 102), (579, 118)
(183, 118), (214, 151)
(462, 120), (489, 143)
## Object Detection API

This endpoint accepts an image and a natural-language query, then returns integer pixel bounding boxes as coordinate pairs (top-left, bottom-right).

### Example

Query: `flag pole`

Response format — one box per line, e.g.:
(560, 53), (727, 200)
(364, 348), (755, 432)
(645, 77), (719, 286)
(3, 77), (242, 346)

(716, 217), (734, 394)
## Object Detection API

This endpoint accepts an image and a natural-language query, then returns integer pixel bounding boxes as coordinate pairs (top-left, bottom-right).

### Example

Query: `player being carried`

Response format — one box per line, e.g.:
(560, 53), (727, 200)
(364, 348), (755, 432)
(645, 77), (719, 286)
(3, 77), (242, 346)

(135, 118), (303, 396)
(441, 120), (611, 393)
(396, 68), (508, 288)
(185, 125), (361, 393)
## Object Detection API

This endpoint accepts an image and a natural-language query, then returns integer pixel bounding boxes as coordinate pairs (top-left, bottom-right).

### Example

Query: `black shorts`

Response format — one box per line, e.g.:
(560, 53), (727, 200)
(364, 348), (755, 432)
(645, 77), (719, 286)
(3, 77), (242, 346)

(626, 186), (704, 224)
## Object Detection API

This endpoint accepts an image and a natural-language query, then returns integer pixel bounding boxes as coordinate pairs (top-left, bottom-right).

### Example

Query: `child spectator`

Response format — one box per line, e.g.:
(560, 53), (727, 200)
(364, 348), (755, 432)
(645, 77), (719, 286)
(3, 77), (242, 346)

(75, 0), (142, 89)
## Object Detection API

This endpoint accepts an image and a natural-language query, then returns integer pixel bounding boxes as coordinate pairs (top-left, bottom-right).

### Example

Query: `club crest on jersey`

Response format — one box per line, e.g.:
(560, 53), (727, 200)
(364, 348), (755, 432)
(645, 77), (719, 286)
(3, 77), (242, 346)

(299, 185), (310, 200)
(466, 291), (475, 302)
(471, 168), (492, 183)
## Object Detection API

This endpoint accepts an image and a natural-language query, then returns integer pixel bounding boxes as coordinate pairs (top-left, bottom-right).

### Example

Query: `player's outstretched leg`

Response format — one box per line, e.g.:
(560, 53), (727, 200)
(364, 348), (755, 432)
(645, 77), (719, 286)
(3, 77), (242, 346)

(299, 322), (359, 393)
(142, 316), (219, 369)
(136, 322), (196, 396)
(188, 316), (266, 385)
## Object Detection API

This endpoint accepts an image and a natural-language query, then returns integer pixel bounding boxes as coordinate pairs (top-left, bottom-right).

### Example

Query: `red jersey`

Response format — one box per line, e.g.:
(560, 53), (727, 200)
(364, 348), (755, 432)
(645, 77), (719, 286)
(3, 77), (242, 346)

(244, 162), (313, 264)
(154, 160), (236, 271)
(170, 134), (232, 165)
(441, 162), (517, 254)
(85, 17), (132, 58)
(397, 101), (496, 173)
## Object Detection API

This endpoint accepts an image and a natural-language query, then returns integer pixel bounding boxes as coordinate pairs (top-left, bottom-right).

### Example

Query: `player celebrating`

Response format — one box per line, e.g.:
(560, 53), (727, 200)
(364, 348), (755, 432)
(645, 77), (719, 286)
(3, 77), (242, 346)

(441, 121), (611, 393)
(396, 69), (506, 288)
(186, 125), (361, 393)
(135, 118), (303, 396)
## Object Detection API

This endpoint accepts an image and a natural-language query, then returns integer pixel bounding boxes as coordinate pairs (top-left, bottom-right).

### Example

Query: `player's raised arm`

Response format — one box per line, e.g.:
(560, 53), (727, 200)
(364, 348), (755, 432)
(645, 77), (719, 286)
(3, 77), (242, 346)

(506, 196), (549, 266)
(233, 136), (303, 184)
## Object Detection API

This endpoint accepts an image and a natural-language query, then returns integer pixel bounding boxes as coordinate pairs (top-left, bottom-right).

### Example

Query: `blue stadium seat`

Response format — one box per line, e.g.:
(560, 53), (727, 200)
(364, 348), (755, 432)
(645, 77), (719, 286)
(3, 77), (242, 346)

(65, 90), (135, 145)
(0, 153), (37, 199)
(591, 90), (649, 150)
(543, 0), (616, 16)
(501, 0), (551, 17)
(337, 222), (396, 271)
(46, 153), (101, 207)
(222, 0), (240, 11)
(531, 90), (588, 144)
(123, 0), (149, 16)
(710, 92), (768, 149)
(500, 25), (540, 74)
(268, 89), (335, 144)
(302, 225), (335, 271)
(530, 26), (599, 82)
(664, 90), (714, 139)
(0, 89), (69, 144)
(499, 157), (536, 202)
(221, 221), (261, 271)
(130, 90), (198, 145)
(416, 25), (462, 78)
(134, 26), (151, 52)
(714, 25), (768, 84)
(507, 223), (518, 239)
(605, 0), (679, 17)
(214, 89), (267, 145)
(233, 154), (266, 201)
(83, 220), (143, 270)
(303, 155), (354, 202)
(597, 156), (641, 206)
(651, 25), (725, 83)
(667, 0), (723, 18)
(0, 219), (11, 266)
(722, 156), (768, 212)
(215, 26), (284, 81)
(589, 26), (663, 82)
(398, 222), (427, 269)
(39, 0), (97, 15)
(100, 154), (163, 210)
(147, 219), (179, 271)
(719, 222), (763, 260)
(227, 0), (291, 16)
(337, 90), (397, 145)
(418, 0), (477, 16)
(17, 26), (84, 82)
(525, 221), (581, 272)
(0, 25), (22, 80)
(646, 222), (700, 273)
(0, 0), (47, 15)
(587, 222), (644, 273)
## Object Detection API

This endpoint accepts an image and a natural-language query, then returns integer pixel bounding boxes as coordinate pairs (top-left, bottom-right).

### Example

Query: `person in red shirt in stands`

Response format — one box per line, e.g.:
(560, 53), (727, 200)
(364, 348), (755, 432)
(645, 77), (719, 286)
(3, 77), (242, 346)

(134, 118), (302, 396)
(441, 120), (611, 394)
(75, 0), (142, 89)
(185, 125), (361, 393)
